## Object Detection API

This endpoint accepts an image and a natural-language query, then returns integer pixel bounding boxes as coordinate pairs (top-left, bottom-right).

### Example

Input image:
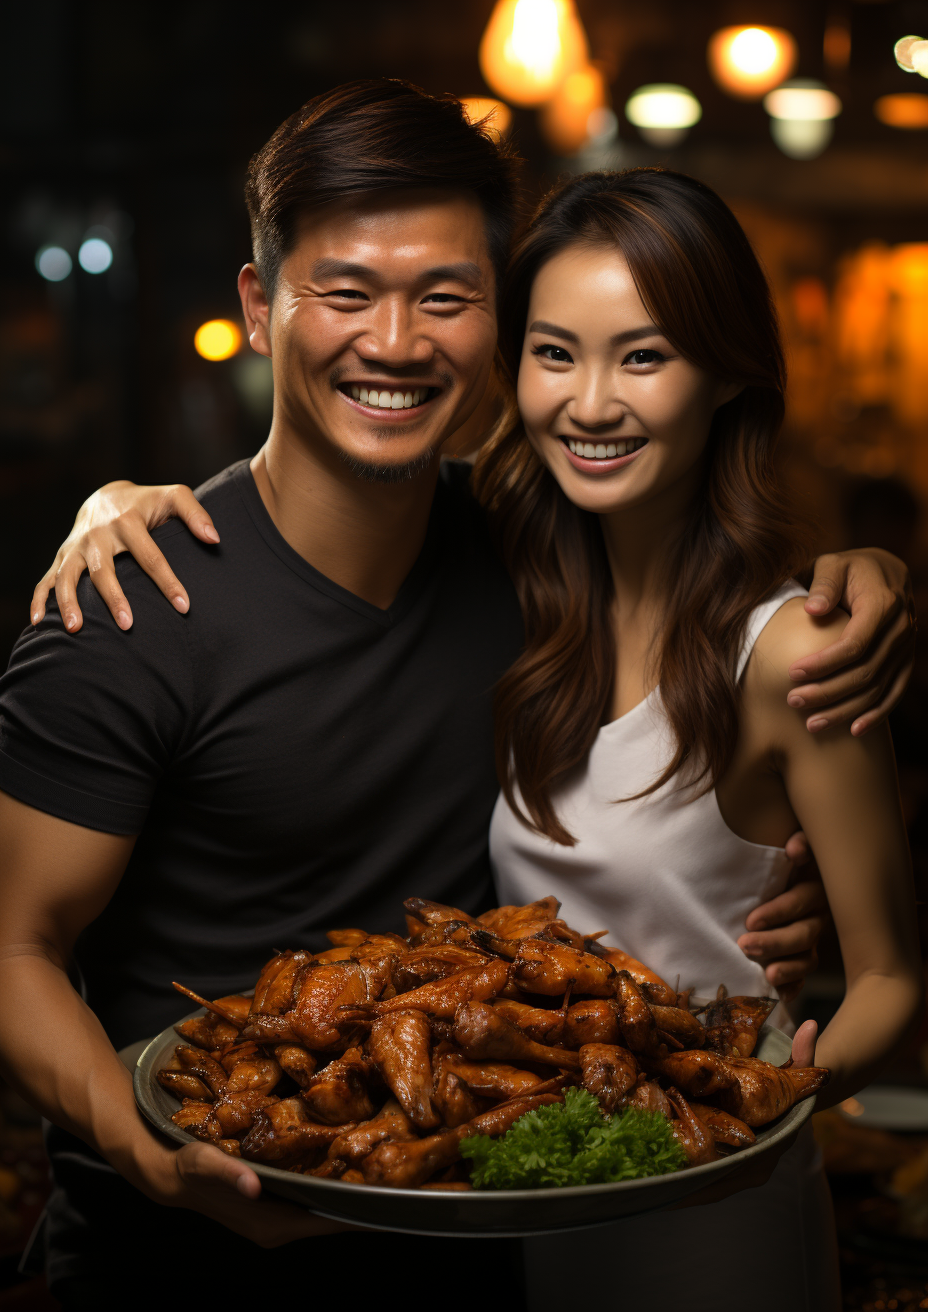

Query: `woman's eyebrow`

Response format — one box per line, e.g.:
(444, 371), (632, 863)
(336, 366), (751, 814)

(528, 320), (662, 346)
(528, 319), (578, 343)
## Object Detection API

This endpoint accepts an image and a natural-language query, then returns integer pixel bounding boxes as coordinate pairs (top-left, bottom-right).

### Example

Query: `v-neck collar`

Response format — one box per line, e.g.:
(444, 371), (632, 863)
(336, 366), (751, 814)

(232, 461), (441, 628)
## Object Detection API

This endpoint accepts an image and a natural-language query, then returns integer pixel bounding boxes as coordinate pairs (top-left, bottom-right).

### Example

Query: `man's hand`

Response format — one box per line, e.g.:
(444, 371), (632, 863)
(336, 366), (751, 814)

(30, 481), (217, 634)
(790, 548), (915, 737)
(737, 832), (829, 1000)
(142, 1137), (357, 1245)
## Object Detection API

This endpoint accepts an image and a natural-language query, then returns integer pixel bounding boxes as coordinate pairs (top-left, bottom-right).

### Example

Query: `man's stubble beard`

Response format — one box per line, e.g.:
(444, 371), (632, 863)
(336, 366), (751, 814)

(338, 423), (436, 484)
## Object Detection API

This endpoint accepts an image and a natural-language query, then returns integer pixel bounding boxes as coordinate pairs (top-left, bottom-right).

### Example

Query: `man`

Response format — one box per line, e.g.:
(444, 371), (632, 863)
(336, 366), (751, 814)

(0, 80), (915, 1303)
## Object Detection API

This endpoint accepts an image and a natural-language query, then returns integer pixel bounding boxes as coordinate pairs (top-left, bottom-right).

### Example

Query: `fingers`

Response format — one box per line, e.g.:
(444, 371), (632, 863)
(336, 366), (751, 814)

(790, 1019), (818, 1067)
(763, 949), (818, 992)
(117, 515), (190, 614)
(176, 1140), (261, 1197)
(787, 606), (913, 733)
(804, 554), (846, 618)
(852, 660), (913, 737)
(53, 559), (90, 634)
(743, 881), (829, 935)
(783, 831), (810, 865)
(174, 1143), (359, 1247)
(169, 485), (220, 544)
(788, 598), (887, 683)
(30, 563), (60, 626)
(85, 559), (134, 630)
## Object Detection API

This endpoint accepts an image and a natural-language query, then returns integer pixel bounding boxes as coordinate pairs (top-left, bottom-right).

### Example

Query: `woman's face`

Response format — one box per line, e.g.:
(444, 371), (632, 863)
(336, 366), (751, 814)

(517, 242), (739, 518)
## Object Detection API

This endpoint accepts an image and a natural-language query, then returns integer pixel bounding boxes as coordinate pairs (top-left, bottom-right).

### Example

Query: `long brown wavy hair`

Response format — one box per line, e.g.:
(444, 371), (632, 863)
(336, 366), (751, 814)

(472, 168), (810, 846)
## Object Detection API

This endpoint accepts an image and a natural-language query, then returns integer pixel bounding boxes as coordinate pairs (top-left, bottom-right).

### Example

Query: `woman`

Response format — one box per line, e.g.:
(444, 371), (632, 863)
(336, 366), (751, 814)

(471, 168), (922, 1309)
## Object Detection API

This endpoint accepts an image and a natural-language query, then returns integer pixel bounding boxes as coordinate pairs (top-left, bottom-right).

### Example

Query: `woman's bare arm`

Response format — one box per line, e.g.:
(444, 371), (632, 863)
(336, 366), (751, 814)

(747, 602), (924, 1107)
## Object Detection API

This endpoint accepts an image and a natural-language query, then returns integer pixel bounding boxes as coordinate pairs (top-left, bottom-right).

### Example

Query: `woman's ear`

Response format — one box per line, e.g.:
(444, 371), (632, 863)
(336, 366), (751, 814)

(716, 379), (745, 409)
(238, 264), (272, 358)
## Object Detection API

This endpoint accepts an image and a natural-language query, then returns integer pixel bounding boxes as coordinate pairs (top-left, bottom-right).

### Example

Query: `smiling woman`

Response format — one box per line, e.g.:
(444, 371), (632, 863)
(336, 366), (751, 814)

(472, 168), (922, 1309)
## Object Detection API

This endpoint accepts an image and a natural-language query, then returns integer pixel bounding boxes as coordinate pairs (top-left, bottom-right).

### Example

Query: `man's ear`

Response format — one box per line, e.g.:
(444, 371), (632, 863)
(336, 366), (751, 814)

(238, 264), (272, 358)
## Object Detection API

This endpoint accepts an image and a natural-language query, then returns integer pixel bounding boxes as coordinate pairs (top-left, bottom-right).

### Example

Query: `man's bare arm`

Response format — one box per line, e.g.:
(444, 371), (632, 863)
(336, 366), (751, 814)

(0, 791), (349, 1245)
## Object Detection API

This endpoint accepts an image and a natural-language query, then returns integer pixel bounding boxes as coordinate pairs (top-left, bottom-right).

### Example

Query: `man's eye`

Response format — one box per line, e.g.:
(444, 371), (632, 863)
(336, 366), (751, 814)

(422, 293), (463, 304)
(532, 343), (573, 364)
(327, 288), (367, 299)
(625, 349), (665, 366)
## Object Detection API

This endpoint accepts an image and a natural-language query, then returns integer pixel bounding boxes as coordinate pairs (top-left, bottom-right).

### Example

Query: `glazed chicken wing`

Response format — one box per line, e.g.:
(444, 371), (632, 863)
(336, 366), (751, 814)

(453, 1001), (580, 1071)
(368, 1011), (440, 1131)
(715, 1057), (829, 1127)
(240, 1097), (351, 1168)
(600, 948), (678, 1006)
(687, 1102), (756, 1149)
(665, 1088), (719, 1166)
(491, 998), (567, 1045)
(326, 1098), (418, 1164)
(243, 961), (370, 1050)
(701, 993), (777, 1058)
(578, 1044), (639, 1113)
(512, 941), (616, 997)
(301, 1046), (379, 1125)
(644, 1050), (737, 1098)
(348, 960), (510, 1021)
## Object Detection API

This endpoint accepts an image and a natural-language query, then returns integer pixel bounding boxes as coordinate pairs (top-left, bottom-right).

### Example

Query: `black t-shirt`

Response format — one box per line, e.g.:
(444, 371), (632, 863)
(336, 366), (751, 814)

(0, 460), (524, 1049)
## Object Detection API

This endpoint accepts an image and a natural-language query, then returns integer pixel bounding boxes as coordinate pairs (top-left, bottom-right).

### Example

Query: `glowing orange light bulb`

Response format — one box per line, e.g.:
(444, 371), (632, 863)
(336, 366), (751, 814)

(707, 26), (797, 100)
(479, 0), (588, 107)
(194, 320), (242, 361)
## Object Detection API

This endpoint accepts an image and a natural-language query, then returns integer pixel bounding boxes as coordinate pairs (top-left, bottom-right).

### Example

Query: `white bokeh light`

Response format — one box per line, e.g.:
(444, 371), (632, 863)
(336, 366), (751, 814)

(78, 237), (114, 274)
(35, 246), (72, 282)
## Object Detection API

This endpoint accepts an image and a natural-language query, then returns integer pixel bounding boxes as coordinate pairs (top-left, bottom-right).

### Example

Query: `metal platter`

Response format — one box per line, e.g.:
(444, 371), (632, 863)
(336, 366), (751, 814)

(134, 1010), (817, 1237)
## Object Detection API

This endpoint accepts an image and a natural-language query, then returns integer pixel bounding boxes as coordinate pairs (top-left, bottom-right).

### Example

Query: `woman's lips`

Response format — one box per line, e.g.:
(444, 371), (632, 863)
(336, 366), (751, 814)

(559, 436), (648, 474)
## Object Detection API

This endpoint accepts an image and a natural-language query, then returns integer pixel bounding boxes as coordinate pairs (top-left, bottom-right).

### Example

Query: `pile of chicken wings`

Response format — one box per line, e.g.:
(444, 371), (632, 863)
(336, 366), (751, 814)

(158, 895), (828, 1189)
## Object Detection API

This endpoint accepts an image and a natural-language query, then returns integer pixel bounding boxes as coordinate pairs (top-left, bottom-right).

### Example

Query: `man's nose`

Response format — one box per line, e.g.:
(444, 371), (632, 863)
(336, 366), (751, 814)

(355, 300), (434, 368)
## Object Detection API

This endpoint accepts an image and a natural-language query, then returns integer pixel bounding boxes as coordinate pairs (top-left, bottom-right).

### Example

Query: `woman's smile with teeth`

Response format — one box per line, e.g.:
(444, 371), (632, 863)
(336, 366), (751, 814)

(347, 385), (430, 409)
(566, 436), (647, 459)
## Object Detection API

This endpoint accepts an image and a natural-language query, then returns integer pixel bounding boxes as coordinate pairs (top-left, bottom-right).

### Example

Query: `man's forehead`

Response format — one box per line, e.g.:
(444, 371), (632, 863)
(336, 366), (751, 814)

(292, 190), (492, 275)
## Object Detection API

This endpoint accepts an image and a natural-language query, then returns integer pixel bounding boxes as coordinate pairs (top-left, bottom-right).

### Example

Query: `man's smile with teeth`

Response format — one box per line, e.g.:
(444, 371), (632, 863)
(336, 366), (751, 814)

(564, 436), (648, 459)
(341, 385), (436, 410)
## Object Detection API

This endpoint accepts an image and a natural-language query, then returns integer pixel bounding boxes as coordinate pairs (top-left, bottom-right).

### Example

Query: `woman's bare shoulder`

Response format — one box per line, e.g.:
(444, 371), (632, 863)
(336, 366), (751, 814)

(745, 596), (850, 703)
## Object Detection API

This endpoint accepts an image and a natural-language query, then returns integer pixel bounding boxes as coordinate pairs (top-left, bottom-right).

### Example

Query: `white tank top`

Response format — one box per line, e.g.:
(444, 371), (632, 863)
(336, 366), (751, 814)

(490, 581), (808, 1015)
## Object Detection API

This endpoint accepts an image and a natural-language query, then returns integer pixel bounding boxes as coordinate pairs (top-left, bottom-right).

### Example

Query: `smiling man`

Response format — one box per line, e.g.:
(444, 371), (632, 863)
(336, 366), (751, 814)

(0, 80), (915, 1304)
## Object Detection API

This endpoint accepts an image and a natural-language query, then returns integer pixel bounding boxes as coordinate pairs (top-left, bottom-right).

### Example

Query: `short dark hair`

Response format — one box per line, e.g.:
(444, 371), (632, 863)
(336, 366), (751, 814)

(245, 79), (521, 299)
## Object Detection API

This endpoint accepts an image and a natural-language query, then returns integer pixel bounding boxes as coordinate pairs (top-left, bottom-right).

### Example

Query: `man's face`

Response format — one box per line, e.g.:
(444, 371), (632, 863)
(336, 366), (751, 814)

(244, 190), (498, 482)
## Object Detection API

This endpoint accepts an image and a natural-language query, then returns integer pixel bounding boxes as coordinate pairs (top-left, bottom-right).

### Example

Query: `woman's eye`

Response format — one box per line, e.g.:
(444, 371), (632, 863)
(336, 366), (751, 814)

(625, 348), (665, 366)
(533, 344), (573, 364)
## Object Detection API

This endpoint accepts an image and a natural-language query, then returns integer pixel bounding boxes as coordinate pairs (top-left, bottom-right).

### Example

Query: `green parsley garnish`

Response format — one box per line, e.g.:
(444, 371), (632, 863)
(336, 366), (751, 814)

(460, 1087), (687, 1189)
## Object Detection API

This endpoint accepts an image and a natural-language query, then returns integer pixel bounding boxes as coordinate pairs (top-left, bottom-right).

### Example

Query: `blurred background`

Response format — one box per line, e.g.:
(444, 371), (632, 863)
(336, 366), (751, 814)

(2, 0), (928, 1307)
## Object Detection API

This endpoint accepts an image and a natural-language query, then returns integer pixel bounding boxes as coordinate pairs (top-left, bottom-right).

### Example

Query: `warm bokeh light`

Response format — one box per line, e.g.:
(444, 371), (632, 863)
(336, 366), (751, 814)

(707, 26), (797, 100)
(194, 319), (242, 361)
(912, 41), (928, 77)
(895, 35), (924, 72)
(540, 64), (609, 155)
(764, 80), (841, 122)
(625, 84), (701, 147)
(479, 0), (588, 107)
(875, 93), (928, 128)
(460, 97), (512, 139)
